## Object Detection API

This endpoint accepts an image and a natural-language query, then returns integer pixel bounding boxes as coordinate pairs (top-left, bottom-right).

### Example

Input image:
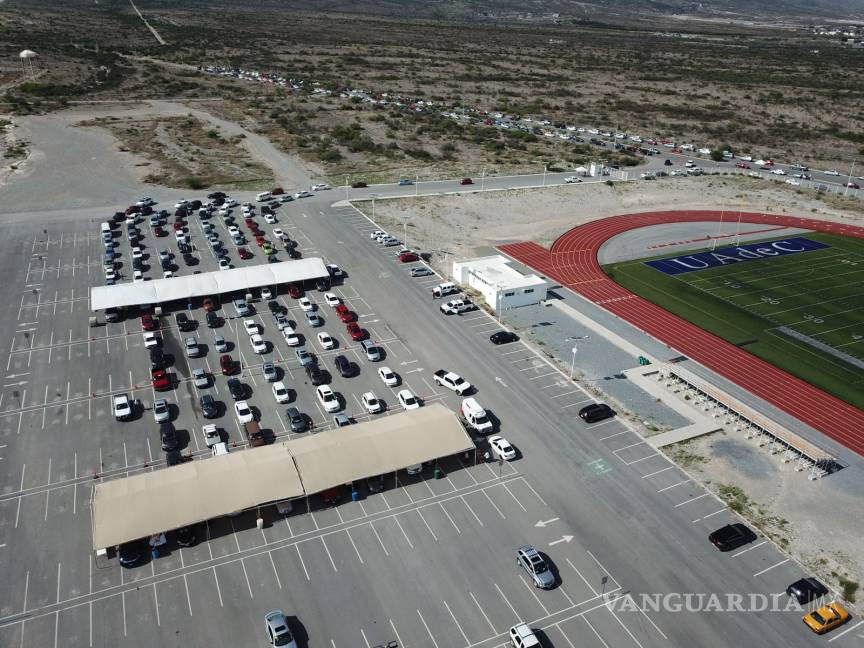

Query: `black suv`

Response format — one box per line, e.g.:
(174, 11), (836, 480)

(149, 347), (165, 370)
(578, 403), (614, 423)
(305, 364), (325, 386)
(206, 311), (220, 328)
(182, 252), (197, 266)
(175, 312), (194, 331)
(316, 277), (330, 292)
(160, 422), (179, 451)
(227, 378), (245, 400)
(200, 395), (218, 419)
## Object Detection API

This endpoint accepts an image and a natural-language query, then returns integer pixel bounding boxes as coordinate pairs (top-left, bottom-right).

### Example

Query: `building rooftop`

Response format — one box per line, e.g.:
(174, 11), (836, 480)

(455, 255), (546, 290)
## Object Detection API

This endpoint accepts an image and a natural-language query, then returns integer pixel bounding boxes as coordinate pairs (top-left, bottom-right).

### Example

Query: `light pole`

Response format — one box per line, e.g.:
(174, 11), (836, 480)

(844, 160), (857, 196)
(481, 167), (486, 191)
(567, 335), (589, 379)
(345, 174), (349, 199)
(371, 197), (376, 224)
(415, 174), (419, 196)
(542, 164), (547, 186)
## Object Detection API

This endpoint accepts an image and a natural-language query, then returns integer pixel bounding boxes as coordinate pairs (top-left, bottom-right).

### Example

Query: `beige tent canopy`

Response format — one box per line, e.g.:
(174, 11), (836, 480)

(91, 403), (473, 550)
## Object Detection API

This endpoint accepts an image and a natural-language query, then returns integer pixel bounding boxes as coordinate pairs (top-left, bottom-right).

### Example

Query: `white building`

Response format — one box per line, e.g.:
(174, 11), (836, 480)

(451, 255), (548, 312)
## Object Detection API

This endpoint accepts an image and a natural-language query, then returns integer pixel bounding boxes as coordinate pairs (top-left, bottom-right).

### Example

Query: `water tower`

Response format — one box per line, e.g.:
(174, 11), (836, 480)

(19, 50), (38, 77)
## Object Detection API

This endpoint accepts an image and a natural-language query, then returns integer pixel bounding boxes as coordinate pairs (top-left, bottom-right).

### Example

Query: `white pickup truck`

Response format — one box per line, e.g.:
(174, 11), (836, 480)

(440, 298), (476, 315)
(202, 424), (221, 448)
(434, 370), (472, 395)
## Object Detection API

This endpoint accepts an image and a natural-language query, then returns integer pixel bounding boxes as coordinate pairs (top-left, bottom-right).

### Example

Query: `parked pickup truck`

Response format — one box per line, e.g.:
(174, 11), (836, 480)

(440, 298), (476, 315)
(434, 370), (472, 395)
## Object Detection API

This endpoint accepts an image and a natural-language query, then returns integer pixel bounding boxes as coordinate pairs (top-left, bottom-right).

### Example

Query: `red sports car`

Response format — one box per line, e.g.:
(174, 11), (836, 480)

(287, 284), (302, 299)
(154, 226), (167, 237)
(151, 369), (170, 391)
(399, 252), (419, 263)
(338, 309), (355, 323)
(460, 178), (473, 185)
(238, 247), (253, 260)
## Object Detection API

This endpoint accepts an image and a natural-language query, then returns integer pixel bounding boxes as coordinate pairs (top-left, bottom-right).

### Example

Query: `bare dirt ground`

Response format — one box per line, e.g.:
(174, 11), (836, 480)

(362, 174), (864, 264)
(79, 114), (273, 190)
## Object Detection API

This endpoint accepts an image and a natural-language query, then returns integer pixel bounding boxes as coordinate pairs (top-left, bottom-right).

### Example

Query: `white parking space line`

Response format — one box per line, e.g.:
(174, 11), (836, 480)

(388, 619), (405, 648)
(519, 574), (550, 615)
(494, 582), (521, 620)
(320, 537), (338, 571)
(673, 493), (710, 508)
(416, 509), (438, 541)
(294, 545), (310, 581)
(345, 529), (364, 564)
(731, 540), (768, 557)
(827, 619), (864, 642)
(753, 558), (790, 577)
(642, 466), (674, 478)
(212, 567), (224, 606)
(438, 503), (461, 533)
(657, 480), (689, 493)
(417, 609), (440, 648)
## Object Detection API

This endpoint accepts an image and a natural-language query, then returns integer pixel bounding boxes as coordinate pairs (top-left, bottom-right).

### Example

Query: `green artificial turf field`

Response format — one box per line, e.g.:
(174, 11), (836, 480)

(603, 232), (864, 410)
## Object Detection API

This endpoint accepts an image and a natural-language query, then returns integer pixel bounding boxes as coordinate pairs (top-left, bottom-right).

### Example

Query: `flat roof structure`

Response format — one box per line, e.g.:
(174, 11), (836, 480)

(92, 444), (304, 550)
(90, 258), (329, 311)
(452, 255), (545, 290)
(91, 404), (474, 550)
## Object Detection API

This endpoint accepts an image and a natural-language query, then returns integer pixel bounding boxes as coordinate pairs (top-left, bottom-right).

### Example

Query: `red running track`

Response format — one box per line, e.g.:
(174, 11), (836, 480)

(499, 210), (864, 457)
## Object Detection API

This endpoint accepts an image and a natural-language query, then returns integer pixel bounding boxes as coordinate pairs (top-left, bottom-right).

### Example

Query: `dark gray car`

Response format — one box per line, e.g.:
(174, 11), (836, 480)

(286, 407), (307, 432)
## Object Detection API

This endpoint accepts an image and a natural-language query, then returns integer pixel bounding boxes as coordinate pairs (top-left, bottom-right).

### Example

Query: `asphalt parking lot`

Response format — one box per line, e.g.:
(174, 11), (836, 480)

(0, 190), (859, 648)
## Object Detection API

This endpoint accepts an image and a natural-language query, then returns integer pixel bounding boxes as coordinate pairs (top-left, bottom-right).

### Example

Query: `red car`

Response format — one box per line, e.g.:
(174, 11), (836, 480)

(271, 187), (284, 196)
(151, 369), (170, 391)
(287, 284), (302, 299)
(173, 222), (185, 231)
(154, 226), (166, 237)
(141, 314), (157, 331)
(735, 163), (751, 169)
(460, 178), (474, 185)
(346, 322), (365, 341)
(220, 354), (237, 376)
(847, 182), (860, 190)
(399, 252), (419, 263)
(255, 236), (267, 247)
(125, 205), (140, 215)
(238, 247), (253, 260)
(338, 309), (355, 323)
(249, 225), (261, 235)
(244, 217), (255, 225)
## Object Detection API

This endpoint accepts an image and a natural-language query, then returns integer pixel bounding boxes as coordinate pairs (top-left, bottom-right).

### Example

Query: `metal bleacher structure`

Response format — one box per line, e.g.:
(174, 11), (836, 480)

(656, 363), (840, 480)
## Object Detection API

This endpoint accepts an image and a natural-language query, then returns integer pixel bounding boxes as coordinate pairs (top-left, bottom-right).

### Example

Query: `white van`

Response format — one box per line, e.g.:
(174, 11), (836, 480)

(461, 397), (493, 434)
(100, 222), (112, 235)
(432, 282), (457, 299)
(255, 191), (272, 202)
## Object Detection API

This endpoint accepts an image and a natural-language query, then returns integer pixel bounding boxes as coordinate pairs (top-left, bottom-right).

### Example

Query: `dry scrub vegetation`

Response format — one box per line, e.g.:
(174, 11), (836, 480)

(79, 114), (272, 190)
(1, 2), (862, 179)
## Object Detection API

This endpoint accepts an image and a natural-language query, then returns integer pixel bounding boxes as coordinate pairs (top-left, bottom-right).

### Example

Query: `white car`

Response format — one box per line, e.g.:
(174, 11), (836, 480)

(163, 270), (174, 279)
(785, 179), (801, 186)
(243, 319), (259, 335)
(153, 398), (170, 423)
(219, 259), (231, 270)
(324, 292), (340, 307)
(250, 334), (267, 354)
(317, 332), (336, 350)
(316, 385), (341, 413)
(185, 336), (201, 357)
(824, 170), (840, 176)
(272, 228), (287, 240)
(104, 270), (117, 283)
(131, 247), (143, 259)
(298, 297), (314, 312)
(311, 183), (330, 191)
(174, 230), (186, 242)
(133, 270), (144, 282)
(488, 435), (517, 461)
(174, 199), (188, 209)
(192, 367), (209, 388)
(564, 176), (581, 183)
(397, 389), (420, 411)
(136, 197), (154, 207)
(770, 169), (786, 176)
(261, 287), (273, 300)
(143, 332), (160, 348)
(293, 190), (311, 199)
(362, 392), (383, 414)
(264, 214), (277, 224)
(326, 264), (343, 278)
(113, 394), (132, 420)
(378, 366), (399, 386)
(227, 225), (239, 235)
(271, 381), (290, 404)
(283, 329), (301, 346)
(234, 400), (254, 424)
(370, 230), (386, 240)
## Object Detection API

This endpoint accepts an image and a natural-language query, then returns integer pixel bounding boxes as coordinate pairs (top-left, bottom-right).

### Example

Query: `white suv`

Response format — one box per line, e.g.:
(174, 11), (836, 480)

(509, 623), (540, 648)
(316, 385), (340, 413)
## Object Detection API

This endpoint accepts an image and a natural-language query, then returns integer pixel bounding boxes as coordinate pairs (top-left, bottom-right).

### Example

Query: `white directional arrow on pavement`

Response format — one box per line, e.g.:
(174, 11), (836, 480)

(535, 517), (559, 528)
(495, 376), (508, 388)
(548, 535), (573, 546)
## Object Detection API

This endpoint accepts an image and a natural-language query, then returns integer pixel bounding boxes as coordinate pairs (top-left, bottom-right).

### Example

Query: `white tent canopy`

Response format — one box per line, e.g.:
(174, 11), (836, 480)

(91, 404), (474, 549)
(90, 258), (328, 311)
